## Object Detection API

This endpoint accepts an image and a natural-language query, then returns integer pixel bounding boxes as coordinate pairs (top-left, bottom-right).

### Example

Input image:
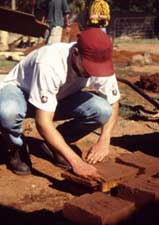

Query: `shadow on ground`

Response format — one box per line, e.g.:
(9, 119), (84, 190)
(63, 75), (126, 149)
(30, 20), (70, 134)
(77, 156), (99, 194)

(111, 132), (159, 157)
(0, 135), (92, 196)
(0, 205), (73, 225)
(119, 104), (159, 122)
(0, 135), (82, 167)
(118, 202), (159, 225)
(31, 167), (93, 196)
(0, 201), (159, 225)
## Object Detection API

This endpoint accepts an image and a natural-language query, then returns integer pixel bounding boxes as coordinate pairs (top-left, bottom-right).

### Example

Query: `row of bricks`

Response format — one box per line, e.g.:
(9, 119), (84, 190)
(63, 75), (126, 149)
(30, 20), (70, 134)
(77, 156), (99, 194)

(62, 151), (159, 224)
(62, 151), (159, 191)
(63, 175), (159, 225)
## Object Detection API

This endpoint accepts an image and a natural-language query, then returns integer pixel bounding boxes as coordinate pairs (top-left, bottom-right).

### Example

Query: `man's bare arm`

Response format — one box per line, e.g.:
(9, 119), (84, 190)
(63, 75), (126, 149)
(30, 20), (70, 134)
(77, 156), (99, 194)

(35, 109), (102, 180)
(99, 100), (119, 142)
(86, 101), (119, 164)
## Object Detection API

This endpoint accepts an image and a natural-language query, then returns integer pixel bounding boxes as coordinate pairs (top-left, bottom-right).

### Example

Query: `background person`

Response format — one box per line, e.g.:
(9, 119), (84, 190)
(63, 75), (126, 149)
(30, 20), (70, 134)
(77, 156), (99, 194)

(89, 0), (110, 33)
(45, 0), (71, 44)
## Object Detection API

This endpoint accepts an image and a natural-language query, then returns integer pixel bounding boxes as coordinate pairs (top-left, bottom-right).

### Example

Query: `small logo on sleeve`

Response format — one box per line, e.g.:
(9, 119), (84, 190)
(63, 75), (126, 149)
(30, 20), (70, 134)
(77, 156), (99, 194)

(41, 96), (48, 103)
(112, 89), (117, 96)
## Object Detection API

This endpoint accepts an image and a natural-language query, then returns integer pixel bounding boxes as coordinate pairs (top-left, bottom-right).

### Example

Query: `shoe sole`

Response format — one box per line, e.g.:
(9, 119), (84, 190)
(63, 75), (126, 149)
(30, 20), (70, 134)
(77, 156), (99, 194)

(7, 165), (31, 176)
(12, 169), (31, 176)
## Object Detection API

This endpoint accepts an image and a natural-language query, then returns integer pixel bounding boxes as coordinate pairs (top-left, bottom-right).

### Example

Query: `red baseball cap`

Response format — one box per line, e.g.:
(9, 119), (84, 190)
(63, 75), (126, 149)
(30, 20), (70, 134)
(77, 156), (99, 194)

(77, 28), (114, 77)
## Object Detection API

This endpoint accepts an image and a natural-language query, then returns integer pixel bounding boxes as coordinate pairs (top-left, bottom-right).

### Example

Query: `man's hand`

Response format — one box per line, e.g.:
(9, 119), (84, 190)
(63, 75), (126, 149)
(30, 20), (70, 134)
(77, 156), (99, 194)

(72, 159), (103, 182)
(86, 102), (119, 164)
(35, 110), (104, 182)
(85, 141), (110, 164)
(90, 14), (99, 20)
(85, 101), (119, 165)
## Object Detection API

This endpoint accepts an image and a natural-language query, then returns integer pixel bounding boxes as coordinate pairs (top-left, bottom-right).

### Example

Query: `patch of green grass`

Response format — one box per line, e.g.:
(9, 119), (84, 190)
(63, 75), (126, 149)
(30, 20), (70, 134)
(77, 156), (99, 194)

(119, 104), (136, 118)
(152, 95), (159, 101)
(0, 59), (17, 69)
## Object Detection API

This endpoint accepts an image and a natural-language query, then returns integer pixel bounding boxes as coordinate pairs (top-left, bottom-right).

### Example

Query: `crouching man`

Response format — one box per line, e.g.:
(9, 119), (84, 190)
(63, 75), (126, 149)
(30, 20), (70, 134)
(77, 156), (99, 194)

(0, 28), (120, 180)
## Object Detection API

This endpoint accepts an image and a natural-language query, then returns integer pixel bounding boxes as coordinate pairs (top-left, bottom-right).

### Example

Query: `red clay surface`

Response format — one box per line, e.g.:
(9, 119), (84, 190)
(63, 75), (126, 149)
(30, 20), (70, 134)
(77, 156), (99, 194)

(0, 28), (159, 225)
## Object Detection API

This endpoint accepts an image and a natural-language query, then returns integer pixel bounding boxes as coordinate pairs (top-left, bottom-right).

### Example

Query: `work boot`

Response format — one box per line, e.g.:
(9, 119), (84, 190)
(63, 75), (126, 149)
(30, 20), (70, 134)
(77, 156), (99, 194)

(7, 148), (31, 175)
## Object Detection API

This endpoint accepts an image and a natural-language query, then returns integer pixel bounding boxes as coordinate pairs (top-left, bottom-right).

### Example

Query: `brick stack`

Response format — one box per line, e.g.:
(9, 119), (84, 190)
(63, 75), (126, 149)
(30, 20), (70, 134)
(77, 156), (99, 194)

(116, 151), (159, 176)
(63, 193), (135, 225)
(62, 151), (159, 225)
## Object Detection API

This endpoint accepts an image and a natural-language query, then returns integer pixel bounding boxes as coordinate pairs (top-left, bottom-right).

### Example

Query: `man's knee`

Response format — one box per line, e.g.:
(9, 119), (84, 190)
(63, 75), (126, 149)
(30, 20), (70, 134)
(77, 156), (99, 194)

(93, 98), (112, 125)
(0, 101), (22, 129)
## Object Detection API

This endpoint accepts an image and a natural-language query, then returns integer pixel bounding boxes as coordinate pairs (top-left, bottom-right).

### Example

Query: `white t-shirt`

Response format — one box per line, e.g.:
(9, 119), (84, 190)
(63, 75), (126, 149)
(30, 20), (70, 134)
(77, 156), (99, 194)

(0, 42), (120, 112)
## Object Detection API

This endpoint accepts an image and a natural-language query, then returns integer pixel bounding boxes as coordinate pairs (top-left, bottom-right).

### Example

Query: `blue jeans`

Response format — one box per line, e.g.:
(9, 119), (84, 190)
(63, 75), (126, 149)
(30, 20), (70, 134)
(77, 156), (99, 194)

(0, 84), (112, 147)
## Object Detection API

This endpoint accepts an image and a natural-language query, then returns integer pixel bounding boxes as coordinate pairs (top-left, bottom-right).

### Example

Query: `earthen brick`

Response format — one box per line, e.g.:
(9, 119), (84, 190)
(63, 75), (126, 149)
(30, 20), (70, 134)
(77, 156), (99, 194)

(116, 151), (159, 176)
(95, 161), (138, 191)
(117, 175), (159, 207)
(63, 192), (135, 225)
(62, 161), (138, 191)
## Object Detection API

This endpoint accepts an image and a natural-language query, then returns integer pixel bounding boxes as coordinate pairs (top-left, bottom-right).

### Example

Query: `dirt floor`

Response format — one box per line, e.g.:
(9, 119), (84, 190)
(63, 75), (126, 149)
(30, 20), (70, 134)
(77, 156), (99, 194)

(0, 37), (159, 225)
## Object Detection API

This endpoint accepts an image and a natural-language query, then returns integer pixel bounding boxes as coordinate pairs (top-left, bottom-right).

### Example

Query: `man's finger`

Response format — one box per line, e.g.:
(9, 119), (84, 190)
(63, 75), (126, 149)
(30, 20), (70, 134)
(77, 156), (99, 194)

(87, 172), (105, 183)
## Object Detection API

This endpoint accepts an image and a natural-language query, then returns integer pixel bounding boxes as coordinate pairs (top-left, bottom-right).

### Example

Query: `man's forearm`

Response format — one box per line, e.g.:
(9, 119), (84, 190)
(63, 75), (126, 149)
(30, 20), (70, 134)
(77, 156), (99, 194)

(36, 119), (82, 168)
(99, 101), (119, 143)
(85, 101), (119, 164)
(36, 119), (103, 180)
